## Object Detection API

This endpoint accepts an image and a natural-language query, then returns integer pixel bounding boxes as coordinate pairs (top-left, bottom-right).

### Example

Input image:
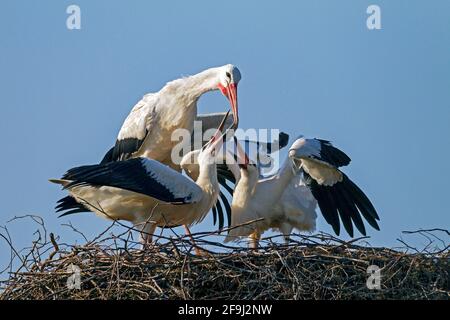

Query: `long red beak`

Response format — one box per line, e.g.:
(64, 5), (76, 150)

(219, 83), (239, 129)
(208, 110), (229, 151)
(233, 137), (249, 169)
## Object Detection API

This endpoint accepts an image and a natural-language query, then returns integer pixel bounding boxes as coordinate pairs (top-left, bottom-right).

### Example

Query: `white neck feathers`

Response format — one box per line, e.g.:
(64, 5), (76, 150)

(162, 67), (220, 103)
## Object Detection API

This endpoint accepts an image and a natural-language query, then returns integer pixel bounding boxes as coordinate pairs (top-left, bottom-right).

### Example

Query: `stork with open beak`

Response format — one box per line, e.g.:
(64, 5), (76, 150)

(225, 136), (380, 248)
(50, 113), (231, 252)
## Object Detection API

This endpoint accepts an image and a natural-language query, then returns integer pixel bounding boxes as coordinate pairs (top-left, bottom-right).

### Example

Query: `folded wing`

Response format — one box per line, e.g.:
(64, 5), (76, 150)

(63, 158), (203, 204)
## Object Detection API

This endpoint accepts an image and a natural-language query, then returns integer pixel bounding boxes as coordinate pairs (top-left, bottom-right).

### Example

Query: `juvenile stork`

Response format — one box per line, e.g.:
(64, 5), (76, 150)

(225, 136), (380, 248)
(179, 131), (290, 230)
(50, 114), (230, 250)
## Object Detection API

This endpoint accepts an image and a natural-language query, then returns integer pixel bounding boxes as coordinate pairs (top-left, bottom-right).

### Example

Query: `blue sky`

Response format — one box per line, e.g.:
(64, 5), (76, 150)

(0, 1), (449, 269)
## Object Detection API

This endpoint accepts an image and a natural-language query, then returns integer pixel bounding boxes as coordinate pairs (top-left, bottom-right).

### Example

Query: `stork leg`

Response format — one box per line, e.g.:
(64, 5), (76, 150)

(248, 231), (260, 249)
(135, 221), (156, 249)
(280, 223), (293, 245)
(183, 225), (207, 256)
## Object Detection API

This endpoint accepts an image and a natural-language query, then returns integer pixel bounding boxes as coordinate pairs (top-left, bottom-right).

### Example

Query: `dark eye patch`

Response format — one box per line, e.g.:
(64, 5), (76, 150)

(226, 72), (231, 79)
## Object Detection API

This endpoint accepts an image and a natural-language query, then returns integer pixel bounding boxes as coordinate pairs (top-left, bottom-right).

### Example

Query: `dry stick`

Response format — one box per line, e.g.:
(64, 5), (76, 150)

(0, 226), (21, 275)
(61, 221), (89, 243)
(403, 228), (450, 236)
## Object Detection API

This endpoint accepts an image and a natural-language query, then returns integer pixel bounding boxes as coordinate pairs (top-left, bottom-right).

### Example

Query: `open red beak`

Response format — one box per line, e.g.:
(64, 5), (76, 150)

(219, 83), (239, 129)
(208, 110), (229, 151)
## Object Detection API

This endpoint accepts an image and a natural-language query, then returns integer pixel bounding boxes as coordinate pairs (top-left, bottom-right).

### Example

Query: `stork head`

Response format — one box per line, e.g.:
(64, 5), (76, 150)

(288, 136), (310, 170)
(217, 64), (241, 129)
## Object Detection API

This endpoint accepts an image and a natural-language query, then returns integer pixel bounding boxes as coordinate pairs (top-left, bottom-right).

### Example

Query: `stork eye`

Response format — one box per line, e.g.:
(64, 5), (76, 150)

(226, 72), (231, 80)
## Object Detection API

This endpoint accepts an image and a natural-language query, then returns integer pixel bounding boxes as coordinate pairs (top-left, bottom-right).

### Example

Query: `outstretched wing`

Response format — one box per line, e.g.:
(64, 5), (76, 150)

(289, 137), (351, 186)
(304, 172), (379, 237)
(290, 137), (351, 167)
(63, 158), (202, 204)
(290, 136), (378, 237)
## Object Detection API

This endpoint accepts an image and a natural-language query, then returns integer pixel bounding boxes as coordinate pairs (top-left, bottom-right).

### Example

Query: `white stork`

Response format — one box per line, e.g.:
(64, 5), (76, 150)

(50, 114), (230, 250)
(224, 136), (380, 248)
(100, 64), (241, 168)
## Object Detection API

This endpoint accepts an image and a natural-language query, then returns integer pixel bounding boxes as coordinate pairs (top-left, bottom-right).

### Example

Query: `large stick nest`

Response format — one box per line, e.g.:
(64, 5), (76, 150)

(0, 217), (448, 300)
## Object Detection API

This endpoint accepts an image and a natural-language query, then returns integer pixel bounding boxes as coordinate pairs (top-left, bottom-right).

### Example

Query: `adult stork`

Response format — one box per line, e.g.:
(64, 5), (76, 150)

(101, 64), (241, 168)
(50, 114), (230, 251)
(225, 136), (380, 248)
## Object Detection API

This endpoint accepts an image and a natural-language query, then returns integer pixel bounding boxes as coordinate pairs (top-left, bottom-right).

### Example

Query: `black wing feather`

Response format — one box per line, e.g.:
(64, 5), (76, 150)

(217, 164), (236, 183)
(264, 132), (290, 153)
(100, 146), (115, 164)
(210, 169), (236, 230)
(63, 158), (196, 204)
(111, 137), (146, 162)
(218, 174), (234, 195)
(103, 129), (149, 164)
(343, 175), (379, 220)
(340, 177), (380, 230)
(216, 199), (224, 230)
(315, 139), (352, 168)
(55, 195), (91, 217)
(333, 188), (355, 237)
(336, 185), (367, 236)
(212, 206), (218, 226)
(306, 174), (341, 235)
(219, 191), (232, 229)
(306, 172), (379, 237)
